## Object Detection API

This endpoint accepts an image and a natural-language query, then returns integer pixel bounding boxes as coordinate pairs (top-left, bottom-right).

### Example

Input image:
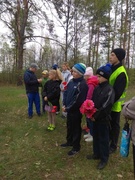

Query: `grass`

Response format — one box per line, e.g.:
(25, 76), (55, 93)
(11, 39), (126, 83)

(0, 85), (134, 180)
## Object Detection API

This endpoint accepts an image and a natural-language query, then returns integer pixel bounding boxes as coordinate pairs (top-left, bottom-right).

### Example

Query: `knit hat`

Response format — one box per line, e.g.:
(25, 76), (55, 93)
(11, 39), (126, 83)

(30, 63), (39, 69)
(42, 70), (48, 75)
(96, 63), (112, 80)
(111, 48), (126, 62)
(84, 67), (93, 76)
(72, 63), (86, 75)
(52, 64), (59, 70)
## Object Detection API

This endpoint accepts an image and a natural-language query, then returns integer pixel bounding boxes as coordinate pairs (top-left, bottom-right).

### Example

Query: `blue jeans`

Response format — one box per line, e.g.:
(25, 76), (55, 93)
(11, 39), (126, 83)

(27, 92), (40, 116)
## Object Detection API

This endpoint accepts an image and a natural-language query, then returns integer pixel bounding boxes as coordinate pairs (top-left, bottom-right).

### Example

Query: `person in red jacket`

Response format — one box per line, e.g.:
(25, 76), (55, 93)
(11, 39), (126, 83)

(83, 67), (98, 142)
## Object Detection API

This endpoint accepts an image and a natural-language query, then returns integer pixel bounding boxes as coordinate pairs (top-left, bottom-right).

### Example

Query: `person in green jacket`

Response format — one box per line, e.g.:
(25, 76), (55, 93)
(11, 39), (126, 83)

(109, 48), (128, 154)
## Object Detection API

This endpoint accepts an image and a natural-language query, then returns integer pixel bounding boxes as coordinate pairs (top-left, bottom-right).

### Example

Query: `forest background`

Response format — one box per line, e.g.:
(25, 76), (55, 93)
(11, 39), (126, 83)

(0, 0), (135, 85)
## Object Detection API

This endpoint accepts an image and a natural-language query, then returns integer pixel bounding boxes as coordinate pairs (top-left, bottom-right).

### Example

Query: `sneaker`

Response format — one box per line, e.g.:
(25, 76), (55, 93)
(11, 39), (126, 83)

(97, 161), (107, 170)
(83, 133), (91, 139)
(85, 136), (93, 142)
(56, 111), (60, 115)
(28, 115), (33, 119)
(109, 148), (116, 154)
(47, 124), (55, 131)
(60, 143), (72, 148)
(68, 149), (80, 156)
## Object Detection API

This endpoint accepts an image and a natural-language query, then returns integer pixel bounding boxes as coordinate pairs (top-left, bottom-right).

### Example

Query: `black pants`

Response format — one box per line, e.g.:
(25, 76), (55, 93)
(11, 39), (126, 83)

(133, 144), (135, 178)
(66, 111), (82, 151)
(93, 122), (109, 163)
(110, 111), (121, 150)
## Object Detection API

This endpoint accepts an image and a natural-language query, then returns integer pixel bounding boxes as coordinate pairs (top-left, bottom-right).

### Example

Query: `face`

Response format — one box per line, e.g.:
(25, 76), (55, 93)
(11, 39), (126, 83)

(30, 67), (37, 73)
(62, 65), (67, 71)
(109, 52), (119, 65)
(97, 74), (107, 84)
(42, 74), (48, 78)
(72, 70), (82, 79)
(84, 75), (90, 80)
(48, 72), (55, 80)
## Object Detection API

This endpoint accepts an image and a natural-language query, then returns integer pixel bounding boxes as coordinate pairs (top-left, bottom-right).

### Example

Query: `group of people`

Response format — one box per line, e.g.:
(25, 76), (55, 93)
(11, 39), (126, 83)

(23, 48), (132, 172)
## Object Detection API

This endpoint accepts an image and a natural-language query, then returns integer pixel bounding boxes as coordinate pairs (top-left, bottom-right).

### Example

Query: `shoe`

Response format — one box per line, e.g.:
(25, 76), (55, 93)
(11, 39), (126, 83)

(60, 143), (72, 148)
(37, 113), (42, 117)
(97, 161), (107, 170)
(86, 154), (100, 160)
(28, 115), (33, 119)
(68, 149), (80, 156)
(47, 124), (55, 131)
(85, 136), (93, 142)
(83, 133), (90, 139)
(109, 148), (116, 154)
(56, 111), (60, 115)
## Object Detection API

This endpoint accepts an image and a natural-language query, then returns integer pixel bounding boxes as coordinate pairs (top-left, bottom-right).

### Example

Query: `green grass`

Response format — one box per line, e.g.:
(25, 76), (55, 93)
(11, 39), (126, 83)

(0, 85), (134, 180)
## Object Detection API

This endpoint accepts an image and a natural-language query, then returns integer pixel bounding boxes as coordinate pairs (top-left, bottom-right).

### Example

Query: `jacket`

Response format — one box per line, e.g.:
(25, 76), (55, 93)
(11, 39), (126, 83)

(63, 76), (88, 112)
(86, 75), (98, 100)
(42, 79), (61, 106)
(109, 63), (128, 112)
(122, 97), (135, 145)
(92, 81), (115, 123)
(24, 69), (39, 93)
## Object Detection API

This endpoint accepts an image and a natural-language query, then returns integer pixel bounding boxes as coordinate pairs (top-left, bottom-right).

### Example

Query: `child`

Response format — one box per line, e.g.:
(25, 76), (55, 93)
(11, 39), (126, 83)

(83, 67), (98, 142)
(41, 70), (48, 113)
(42, 68), (63, 131)
(60, 62), (72, 118)
(86, 64), (115, 170)
(61, 63), (88, 156)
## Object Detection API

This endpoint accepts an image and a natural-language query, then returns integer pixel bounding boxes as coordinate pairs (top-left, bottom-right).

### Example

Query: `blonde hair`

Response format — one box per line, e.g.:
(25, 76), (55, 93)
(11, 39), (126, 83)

(49, 69), (64, 81)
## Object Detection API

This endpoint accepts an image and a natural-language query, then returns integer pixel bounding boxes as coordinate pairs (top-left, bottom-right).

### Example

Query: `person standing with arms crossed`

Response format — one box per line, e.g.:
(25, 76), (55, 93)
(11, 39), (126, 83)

(109, 48), (129, 154)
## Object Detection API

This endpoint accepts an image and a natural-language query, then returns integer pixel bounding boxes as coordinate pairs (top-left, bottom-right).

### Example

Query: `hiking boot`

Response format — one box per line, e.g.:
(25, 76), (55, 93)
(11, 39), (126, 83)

(68, 149), (80, 156)
(97, 161), (107, 170)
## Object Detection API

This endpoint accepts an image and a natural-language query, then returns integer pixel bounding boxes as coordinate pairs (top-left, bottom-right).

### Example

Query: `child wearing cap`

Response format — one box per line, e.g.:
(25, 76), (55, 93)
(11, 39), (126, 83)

(86, 63), (115, 170)
(61, 63), (88, 156)
(83, 67), (98, 142)
(109, 48), (128, 154)
(41, 70), (49, 113)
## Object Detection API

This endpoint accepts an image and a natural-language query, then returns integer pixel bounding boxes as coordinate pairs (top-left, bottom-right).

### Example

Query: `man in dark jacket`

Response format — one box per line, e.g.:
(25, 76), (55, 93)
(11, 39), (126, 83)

(24, 63), (42, 118)
(61, 63), (88, 156)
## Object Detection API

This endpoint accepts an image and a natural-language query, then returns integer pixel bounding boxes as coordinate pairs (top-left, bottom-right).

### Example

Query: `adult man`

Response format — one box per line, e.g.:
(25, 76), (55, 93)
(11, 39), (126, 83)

(109, 48), (128, 154)
(24, 63), (42, 118)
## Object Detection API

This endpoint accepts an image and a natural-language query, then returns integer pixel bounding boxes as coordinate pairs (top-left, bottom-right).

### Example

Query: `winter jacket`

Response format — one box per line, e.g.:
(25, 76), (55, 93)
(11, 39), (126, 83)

(92, 81), (115, 123)
(109, 63), (128, 112)
(42, 79), (61, 106)
(86, 76), (98, 100)
(63, 76), (88, 113)
(122, 97), (135, 145)
(24, 69), (39, 93)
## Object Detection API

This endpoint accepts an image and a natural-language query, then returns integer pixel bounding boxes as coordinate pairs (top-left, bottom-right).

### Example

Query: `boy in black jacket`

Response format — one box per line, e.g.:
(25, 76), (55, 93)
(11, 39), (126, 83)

(61, 63), (88, 156)
(87, 64), (115, 170)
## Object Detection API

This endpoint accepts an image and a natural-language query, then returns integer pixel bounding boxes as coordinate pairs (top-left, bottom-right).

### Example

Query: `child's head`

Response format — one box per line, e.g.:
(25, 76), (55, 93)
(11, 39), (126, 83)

(49, 69), (63, 81)
(72, 63), (86, 79)
(62, 62), (70, 71)
(42, 70), (48, 78)
(96, 64), (112, 84)
(84, 67), (93, 80)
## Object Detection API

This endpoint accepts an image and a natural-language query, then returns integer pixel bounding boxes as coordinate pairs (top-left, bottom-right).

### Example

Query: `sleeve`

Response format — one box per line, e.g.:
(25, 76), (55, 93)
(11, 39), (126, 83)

(86, 84), (95, 100)
(93, 87), (115, 120)
(113, 72), (127, 102)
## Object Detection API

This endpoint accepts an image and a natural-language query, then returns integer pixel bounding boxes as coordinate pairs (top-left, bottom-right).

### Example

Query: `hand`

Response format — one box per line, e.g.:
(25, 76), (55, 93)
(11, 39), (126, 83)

(44, 96), (48, 101)
(38, 78), (42, 83)
(91, 117), (95, 122)
(62, 106), (66, 112)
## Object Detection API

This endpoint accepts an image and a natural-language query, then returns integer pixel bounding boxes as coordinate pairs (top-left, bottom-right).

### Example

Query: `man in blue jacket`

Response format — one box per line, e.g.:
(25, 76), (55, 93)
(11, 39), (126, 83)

(61, 63), (88, 156)
(24, 63), (42, 118)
